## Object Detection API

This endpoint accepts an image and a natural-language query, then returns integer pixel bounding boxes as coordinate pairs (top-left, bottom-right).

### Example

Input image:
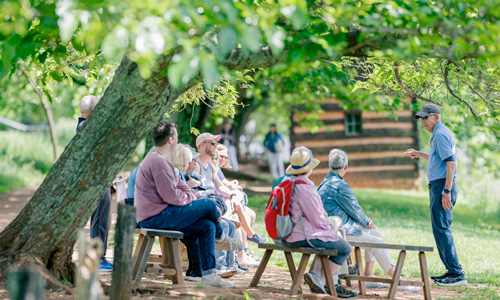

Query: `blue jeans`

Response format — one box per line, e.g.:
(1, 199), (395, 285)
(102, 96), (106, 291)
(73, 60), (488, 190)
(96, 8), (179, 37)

(91, 188), (111, 261)
(284, 238), (351, 265)
(138, 199), (223, 275)
(215, 218), (238, 269)
(429, 179), (462, 274)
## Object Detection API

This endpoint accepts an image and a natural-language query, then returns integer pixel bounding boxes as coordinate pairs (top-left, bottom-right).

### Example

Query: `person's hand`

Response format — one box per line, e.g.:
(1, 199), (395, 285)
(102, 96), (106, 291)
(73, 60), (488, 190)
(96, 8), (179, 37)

(442, 193), (452, 210)
(405, 149), (419, 159)
(187, 179), (201, 187)
(367, 218), (376, 229)
(232, 201), (241, 213)
(217, 207), (222, 222)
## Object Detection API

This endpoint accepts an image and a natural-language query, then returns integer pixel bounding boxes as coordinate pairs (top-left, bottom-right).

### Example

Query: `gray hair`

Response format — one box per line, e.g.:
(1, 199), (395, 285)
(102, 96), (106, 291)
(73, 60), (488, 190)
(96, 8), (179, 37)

(79, 95), (99, 113)
(329, 149), (348, 170)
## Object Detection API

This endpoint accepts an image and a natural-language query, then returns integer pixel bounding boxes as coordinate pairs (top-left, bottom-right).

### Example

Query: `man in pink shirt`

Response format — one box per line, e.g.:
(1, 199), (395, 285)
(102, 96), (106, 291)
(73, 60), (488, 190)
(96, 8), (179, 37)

(134, 121), (240, 288)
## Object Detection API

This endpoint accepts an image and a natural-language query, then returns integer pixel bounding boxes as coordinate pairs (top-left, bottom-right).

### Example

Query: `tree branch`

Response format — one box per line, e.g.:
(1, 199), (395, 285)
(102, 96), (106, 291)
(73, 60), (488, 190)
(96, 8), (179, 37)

(393, 62), (442, 105)
(443, 61), (489, 117)
(459, 79), (500, 107)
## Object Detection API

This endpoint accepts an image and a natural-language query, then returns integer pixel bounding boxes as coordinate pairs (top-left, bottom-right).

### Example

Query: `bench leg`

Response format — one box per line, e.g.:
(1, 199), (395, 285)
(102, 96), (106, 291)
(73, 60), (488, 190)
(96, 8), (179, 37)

(284, 251), (296, 280)
(133, 236), (155, 284)
(290, 254), (310, 295)
(320, 255), (338, 298)
(249, 249), (273, 287)
(165, 238), (184, 285)
(388, 250), (406, 299)
(353, 246), (366, 295)
(419, 252), (432, 300)
(132, 234), (145, 267)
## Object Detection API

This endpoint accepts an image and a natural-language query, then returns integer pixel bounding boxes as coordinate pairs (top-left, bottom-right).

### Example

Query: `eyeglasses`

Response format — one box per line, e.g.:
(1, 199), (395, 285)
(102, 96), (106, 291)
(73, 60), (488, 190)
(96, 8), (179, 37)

(421, 116), (429, 120)
(203, 141), (217, 146)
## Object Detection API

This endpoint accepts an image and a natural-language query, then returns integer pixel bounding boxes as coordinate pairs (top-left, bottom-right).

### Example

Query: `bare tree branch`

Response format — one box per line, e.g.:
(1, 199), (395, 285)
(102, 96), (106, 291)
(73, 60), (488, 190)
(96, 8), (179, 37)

(393, 62), (442, 105)
(459, 79), (500, 107)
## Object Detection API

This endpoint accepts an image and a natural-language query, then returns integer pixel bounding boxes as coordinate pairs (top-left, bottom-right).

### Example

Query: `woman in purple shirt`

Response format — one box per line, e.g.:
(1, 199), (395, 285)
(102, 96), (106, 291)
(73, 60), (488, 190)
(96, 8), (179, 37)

(283, 146), (353, 296)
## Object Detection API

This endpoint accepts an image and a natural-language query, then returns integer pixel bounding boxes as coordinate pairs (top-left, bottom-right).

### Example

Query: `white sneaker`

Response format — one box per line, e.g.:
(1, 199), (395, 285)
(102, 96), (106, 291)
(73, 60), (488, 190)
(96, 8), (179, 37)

(201, 275), (236, 288)
(365, 275), (389, 288)
(237, 254), (259, 268)
(215, 234), (242, 251)
(398, 285), (421, 293)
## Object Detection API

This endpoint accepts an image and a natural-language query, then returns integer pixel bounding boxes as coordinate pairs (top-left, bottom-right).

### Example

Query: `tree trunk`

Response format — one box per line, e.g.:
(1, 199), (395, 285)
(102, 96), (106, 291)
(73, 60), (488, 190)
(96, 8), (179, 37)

(27, 75), (59, 159)
(0, 52), (192, 288)
(0, 45), (286, 289)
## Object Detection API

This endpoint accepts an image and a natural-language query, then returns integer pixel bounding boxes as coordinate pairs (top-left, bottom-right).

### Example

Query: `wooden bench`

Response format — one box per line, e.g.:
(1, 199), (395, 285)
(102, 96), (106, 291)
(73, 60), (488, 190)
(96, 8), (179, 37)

(345, 241), (434, 300)
(249, 243), (339, 297)
(131, 228), (184, 285)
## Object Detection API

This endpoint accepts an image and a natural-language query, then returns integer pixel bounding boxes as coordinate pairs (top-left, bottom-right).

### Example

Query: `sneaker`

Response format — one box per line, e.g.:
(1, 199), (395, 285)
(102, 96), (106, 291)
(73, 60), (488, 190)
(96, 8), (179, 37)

(185, 269), (202, 282)
(435, 273), (467, 287)
(304, 271), (327, 294)
(431, 271), (452, 281)
(99, 260), (113, 272)
(334, 284), (358, 298)
(244, 248), (261, 261)
(236, 260), (249, 272)
(237, 254), (260, 268)
(398, 285), (421, 292)
(201, 275), (236, 288)
(365, 275), (389, 288)
(247, 233), (268, 244)
(215, 234), (242, 251)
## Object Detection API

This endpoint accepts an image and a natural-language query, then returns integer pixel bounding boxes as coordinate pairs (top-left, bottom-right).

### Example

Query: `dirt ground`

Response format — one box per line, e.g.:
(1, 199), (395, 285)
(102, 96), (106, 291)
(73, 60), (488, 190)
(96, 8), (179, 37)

(0, 166), (467, 299)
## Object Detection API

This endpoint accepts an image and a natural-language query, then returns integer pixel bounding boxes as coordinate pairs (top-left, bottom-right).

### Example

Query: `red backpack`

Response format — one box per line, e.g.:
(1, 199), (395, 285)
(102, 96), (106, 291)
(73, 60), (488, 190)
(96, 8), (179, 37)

(265, 178), (310, 240)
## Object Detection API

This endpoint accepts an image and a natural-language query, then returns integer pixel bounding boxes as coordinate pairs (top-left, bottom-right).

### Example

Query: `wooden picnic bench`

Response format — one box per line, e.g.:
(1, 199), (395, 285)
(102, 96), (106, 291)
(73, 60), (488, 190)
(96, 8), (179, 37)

(131, 228), (184, 285)
(345, 241), (434, 300)
(249, 243), (339, 297)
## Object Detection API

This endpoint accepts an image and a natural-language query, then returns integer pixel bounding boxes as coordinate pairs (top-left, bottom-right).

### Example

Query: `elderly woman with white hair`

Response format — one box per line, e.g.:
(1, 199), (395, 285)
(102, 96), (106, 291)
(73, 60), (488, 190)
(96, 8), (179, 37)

(318, 148), (420, 292)
(281, 146), (355, 297)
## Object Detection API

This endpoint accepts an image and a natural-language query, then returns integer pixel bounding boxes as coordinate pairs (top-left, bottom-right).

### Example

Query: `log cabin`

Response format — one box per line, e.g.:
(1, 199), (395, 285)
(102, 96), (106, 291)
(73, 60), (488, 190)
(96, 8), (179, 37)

(291, 98), (420, 189)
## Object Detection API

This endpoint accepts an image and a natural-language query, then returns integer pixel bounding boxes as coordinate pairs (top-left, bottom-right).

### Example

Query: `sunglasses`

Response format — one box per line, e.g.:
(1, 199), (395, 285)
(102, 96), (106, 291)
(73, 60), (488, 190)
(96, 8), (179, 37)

(203, 141), (217, 146)
(420, 116), (430, 120)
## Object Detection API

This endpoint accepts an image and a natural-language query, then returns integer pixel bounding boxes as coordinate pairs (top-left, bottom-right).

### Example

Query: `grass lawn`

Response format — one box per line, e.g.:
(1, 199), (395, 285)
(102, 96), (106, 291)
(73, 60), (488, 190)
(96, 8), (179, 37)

(245, 188), (500, 300)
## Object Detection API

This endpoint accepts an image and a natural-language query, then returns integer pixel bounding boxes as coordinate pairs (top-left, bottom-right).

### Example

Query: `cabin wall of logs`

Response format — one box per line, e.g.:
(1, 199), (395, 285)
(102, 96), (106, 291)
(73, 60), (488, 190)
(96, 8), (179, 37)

(291, 99), (421, 189)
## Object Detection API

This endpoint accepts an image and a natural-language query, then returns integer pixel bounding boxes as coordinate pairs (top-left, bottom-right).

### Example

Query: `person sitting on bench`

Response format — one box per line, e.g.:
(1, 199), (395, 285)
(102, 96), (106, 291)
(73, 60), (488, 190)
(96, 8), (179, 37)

(282, 146), (355, 297)
(134, 121), (240, 288)
(318, 148), (420, 292)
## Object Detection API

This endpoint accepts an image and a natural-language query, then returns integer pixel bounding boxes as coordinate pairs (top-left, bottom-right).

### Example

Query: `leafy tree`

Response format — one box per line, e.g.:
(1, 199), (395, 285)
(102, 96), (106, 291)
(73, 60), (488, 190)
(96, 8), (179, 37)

(1, 0), (500, 290)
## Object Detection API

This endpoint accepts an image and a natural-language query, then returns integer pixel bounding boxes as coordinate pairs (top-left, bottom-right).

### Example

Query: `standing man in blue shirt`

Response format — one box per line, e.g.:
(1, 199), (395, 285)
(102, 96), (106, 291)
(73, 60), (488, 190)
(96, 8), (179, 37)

(405, 103), (466, 287)
(263, 124), (285, 180)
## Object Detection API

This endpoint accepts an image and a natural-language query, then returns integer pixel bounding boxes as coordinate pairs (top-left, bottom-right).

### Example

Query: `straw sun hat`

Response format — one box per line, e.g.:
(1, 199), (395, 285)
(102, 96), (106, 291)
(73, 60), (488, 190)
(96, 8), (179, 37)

(285, 146), (320, 175)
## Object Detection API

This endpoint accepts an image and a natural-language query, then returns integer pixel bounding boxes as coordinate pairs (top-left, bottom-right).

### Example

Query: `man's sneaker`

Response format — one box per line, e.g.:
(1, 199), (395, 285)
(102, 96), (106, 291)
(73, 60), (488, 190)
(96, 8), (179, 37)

(435, 273), (467, 287)
(431, 272), (452, 281)
(303, 271), (327, 294)
(185, 269), (202, 282)
(236, 260), (249, 272)
(398, 285), (421, 292)
(247, 233), (268, 244)
(99, 260), (113, 272)
(201, 275), (236, 288)
(365, 275), (389, 288)
(215, 234), (242, 251)
(237, 254), (259, 268)
(334, 284), (358, 298)
(244, 248), (261, 261)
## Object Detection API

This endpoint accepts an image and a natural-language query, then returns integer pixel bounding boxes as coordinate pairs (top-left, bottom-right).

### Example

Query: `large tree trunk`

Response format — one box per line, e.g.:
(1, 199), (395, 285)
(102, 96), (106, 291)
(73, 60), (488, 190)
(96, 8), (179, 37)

(0, 52), (192, 288)
(0, 45), (285, 290)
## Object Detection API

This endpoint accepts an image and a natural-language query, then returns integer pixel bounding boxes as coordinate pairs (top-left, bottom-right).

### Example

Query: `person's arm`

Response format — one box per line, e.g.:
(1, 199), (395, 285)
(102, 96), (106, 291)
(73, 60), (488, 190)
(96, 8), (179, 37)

(441, 161), (455, 210)
(296, 184), (331, 229)
(154, 164), (195, 206)
(336, 182), (370, 228)
(405, 148), (429, 161)
(210, 162), (233, 199)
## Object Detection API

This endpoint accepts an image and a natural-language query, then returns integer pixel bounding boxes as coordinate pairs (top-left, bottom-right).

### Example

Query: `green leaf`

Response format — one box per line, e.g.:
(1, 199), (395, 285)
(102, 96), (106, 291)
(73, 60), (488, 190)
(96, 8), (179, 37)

(50, 71), (63, 82)
(218, 27), (238, 56)
(200, 51), (220, 90)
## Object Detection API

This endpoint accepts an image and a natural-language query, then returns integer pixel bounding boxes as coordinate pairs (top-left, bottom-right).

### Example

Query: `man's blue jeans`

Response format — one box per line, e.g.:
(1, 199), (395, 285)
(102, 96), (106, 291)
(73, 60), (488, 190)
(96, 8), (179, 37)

(429, 179), (462, 275)
(138, 199), (223, 275)
(215, 218), (240, 269)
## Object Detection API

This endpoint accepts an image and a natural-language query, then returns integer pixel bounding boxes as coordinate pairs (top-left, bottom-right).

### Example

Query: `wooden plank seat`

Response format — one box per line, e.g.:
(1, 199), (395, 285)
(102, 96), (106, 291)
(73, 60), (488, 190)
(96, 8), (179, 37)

(131, 228), (184, 285)
(249, 243), (339, 297)
(345, 241), (434, 300)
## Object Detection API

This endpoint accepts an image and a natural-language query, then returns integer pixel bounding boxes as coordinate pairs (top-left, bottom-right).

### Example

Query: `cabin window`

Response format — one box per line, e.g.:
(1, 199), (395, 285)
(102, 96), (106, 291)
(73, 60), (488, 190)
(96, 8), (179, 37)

(345, 112), (362, 135)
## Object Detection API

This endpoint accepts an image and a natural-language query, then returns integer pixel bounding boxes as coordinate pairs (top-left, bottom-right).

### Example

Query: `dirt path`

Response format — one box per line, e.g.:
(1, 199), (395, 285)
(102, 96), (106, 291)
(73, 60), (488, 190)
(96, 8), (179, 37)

(0, 184), (465, 299)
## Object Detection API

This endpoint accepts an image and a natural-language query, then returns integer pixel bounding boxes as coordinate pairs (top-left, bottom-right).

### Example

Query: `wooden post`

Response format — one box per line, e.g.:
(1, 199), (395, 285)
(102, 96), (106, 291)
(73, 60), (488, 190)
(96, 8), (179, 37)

(110, 204), (137, 300)
(76, 229), (104, 300)
(7, 265), (45, 300)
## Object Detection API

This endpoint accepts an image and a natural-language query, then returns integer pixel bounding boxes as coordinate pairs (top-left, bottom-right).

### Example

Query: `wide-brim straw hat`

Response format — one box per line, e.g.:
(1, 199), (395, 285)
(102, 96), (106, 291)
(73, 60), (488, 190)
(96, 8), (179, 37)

(285, 146), (320, 175)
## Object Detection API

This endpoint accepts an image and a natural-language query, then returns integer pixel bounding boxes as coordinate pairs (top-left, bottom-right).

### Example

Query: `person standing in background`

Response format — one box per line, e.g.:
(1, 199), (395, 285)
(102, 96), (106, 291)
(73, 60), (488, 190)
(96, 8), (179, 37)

(263, 124), (285, 181)
(220, 122), (239, 172)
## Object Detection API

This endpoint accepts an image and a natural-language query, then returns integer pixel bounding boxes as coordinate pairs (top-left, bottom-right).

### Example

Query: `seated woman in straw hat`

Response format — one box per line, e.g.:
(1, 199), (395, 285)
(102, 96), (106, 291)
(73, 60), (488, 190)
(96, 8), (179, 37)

(283, 146), (356, 297)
